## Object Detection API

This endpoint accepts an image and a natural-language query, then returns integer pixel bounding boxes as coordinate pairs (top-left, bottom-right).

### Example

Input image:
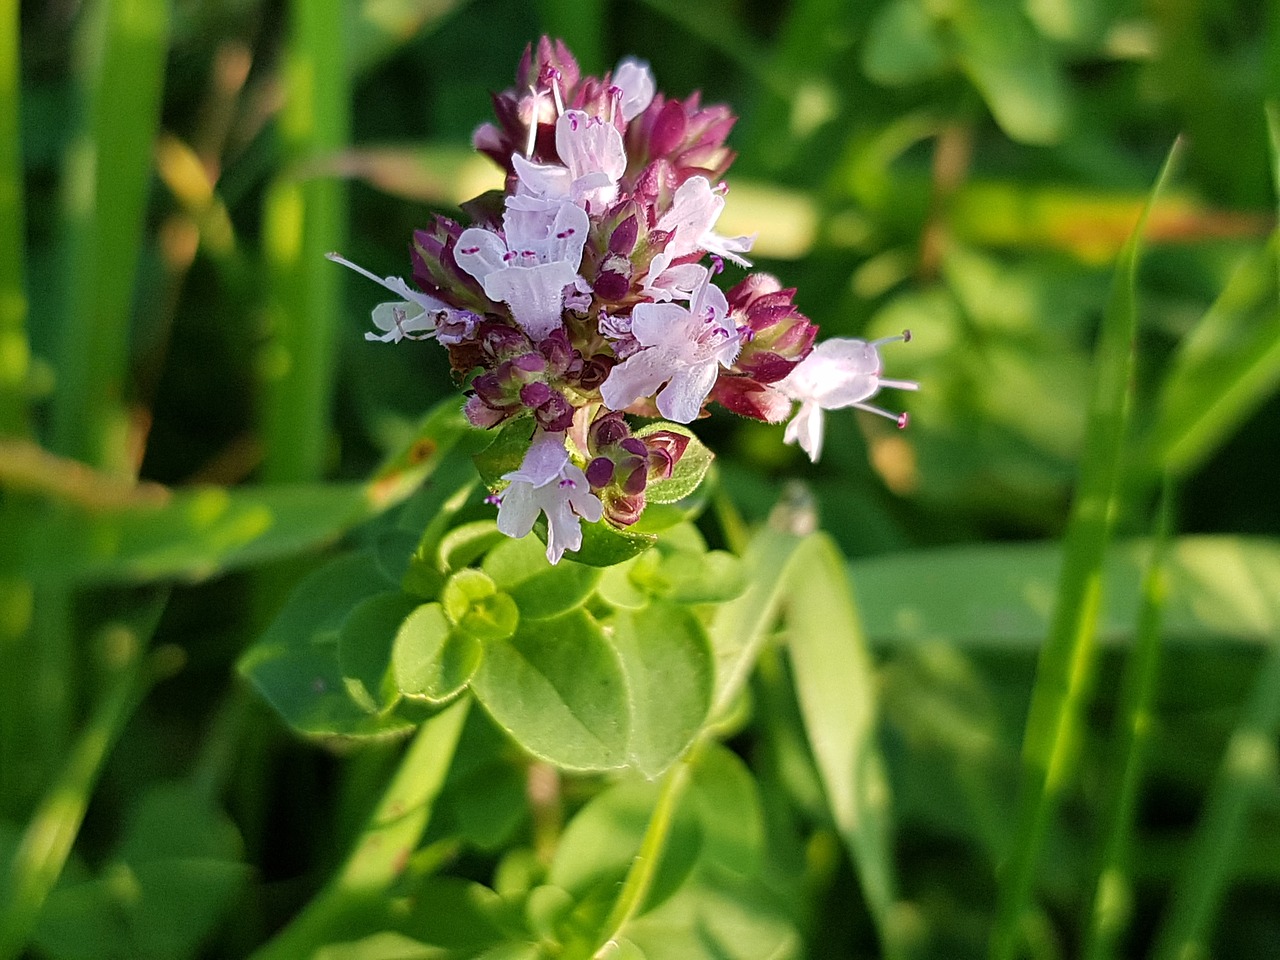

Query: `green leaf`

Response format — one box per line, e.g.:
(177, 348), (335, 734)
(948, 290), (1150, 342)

(482, 534), (602, 619)
(612, 604), (714, 777)
(634, 424), (714, 505)
(640, 550), (746, 605)
(438, 520), (506, 572)
(238, 553), (415, 740)
(686, 744), (765, 878)
(547, 779), (702, 916)
(442, 568), (519, 641)
(852, 535), (1280, 650)
(783, 534), (901, 951)
(339, 592), (419, 714)
(34, 782), (249, 960)
(470, 609), (630, 771)
(399, 877), (512, 954)
(393, 602), (481, 704)
(621, 862), (799, 960)
(953, 0), (1070, 145)
(568, 520), (658, 568)
(707, 525), (807, 720)
(862, 0), (949, 86)
(1147, 236), (1280, 478)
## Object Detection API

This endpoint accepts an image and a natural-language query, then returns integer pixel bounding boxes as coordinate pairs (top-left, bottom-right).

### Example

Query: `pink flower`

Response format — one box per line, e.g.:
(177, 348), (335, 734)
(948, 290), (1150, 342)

(496, 431), (603, 564)
(600, 269), (740, 423)
(778, 333), (919, 461)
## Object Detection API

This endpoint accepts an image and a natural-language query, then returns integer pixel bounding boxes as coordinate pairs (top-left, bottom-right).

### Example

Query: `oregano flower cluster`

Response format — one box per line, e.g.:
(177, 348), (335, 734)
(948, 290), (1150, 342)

(332, 38), (917, 563)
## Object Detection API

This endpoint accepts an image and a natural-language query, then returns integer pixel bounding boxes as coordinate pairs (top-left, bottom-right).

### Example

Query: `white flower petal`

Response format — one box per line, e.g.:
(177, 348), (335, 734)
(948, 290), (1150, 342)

(496, 482), (541, 539)
(657, 361), (719, 424)
(454, 228), (510, 285)
(600, 347), (671, 412)
(483, 261), (576, 340)
(613, 58), (655, 121)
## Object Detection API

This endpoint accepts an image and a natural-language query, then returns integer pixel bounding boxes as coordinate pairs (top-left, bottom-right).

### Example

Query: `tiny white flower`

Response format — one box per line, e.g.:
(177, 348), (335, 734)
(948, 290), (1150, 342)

(496, 431), (604, 565)
(656, 176), (755, 268)
(612, 58), (655, 121)
(326, 252), (451, 342)
(778, 333), (919, 462)
(600, 268), (740, 423)
(454, 196), (589, 341)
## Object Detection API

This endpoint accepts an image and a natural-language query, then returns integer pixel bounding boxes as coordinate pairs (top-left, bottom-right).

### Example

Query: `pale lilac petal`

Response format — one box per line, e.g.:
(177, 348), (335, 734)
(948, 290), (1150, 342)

(702, 231), (755, 267)
(613, 58), (655, 121)
(642, 252), (705, 302)
(556, 110), (625, 206)
(512, 153), (572, 199)
(629, 301), (691, 347)
(483, 261), (576, 339)
(454, 228), (509, 284)
(366, 301), (437, 342)
(496, 482), (541, 538)
(783, 401), (825, 461)
(600, 348), (671, 411)
(657, 361), (719, 423)
(781, 339), (881, 408)
(657, 177), (721, 258)
(505, 431), (570, 487)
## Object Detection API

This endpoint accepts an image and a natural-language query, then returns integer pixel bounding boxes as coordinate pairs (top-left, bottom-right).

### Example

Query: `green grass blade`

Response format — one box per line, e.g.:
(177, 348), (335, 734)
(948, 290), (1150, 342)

(247, 698), (469, 960)
(0, 0), (28, 438)
(784, 534), (906, 959)
(49, 0), (171, 475)
(1083, 477), (1177, 960)
(849, 536), (1280, 651)
(0, 592), (166, 960)
(990, 141), (1182, 960)
(1150, 634), (1280, 960)
(1145, 104), (1280, 479)
(260, 0), (349, 483)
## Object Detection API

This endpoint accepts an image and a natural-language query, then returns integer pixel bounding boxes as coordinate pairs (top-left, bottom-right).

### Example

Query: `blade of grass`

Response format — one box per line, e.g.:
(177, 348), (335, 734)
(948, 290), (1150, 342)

(990, 141), (1182, 960)
(259, 0), (349, 484)
(784, 533), (907, 960)
(1082, 476), (1177, 960)
(49, 0), (171, 475)
(1145, 103), (1280, 479)
(0, 0), (36, 822)
(0, 0), (27, 439)
(247, 698), (470, 960)
(1150, 635), (1280, 960)
(0, 592), (168, 960)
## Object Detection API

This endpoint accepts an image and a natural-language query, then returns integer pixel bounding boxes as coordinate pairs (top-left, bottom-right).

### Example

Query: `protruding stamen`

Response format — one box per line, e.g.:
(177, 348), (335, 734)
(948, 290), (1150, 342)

(878, 378), (920, 392)
(853, 400), (908, 426)
(551, 76), (565, 116)
(326, 251), (393, 289)
(525, 85), (541, 157)
(709, 254), (725, 276)
(870, 329), (911, 348)
(484, 493), (502, 506)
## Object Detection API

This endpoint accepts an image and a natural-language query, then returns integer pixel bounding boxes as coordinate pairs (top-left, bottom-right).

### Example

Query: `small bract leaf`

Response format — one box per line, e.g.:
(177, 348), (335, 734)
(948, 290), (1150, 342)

(339, 591), (420, 714)
(473, 417), (536, 491)
(635, 423), (714, 505)
(443, 568), (499, 624)
(393, 602), (482, 703)
(688, 743), (765, 876)
(438, 520), (506, 572)
(483, 533), (602, 619)
(470, 609), (630, 771)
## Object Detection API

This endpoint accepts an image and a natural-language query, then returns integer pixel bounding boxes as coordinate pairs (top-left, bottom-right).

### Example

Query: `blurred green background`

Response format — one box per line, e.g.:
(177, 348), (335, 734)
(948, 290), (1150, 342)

(3, 0), (1280, 958)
